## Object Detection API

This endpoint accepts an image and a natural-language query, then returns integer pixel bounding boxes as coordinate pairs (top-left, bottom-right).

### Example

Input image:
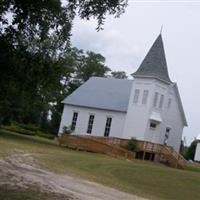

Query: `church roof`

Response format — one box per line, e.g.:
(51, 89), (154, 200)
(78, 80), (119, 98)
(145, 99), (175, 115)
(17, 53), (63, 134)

(63, 77), (133, 112)
(132, 34), (172, 83)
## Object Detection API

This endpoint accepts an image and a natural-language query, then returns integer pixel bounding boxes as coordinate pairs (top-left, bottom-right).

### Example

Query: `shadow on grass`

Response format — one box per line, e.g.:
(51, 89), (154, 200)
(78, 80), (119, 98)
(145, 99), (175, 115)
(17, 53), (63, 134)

(0, 184), (71, 200)
(0, 129), (58, 148)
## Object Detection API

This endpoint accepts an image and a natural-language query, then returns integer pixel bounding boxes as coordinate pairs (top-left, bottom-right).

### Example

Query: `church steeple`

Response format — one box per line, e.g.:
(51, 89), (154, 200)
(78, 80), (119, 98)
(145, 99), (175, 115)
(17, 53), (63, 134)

(132, 34), (172, 83)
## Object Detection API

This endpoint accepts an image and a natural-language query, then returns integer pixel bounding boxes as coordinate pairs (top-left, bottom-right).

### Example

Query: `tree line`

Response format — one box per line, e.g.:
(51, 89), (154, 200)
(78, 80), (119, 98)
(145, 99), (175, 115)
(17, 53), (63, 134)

(180, 139), (200, 161)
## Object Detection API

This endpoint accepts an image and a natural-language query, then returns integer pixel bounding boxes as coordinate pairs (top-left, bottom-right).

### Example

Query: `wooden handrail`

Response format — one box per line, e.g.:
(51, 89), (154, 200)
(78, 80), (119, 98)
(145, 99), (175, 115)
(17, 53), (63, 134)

(161, 145), (187, 168)
(58, 134), (135, 160)
(140, 141), (187, 168)
(59, 134), (187, 168)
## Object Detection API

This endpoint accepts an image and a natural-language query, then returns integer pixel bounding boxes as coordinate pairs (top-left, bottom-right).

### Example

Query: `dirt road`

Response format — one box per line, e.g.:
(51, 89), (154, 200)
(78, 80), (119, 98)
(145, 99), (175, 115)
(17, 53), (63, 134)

(0, 151), (147, 200)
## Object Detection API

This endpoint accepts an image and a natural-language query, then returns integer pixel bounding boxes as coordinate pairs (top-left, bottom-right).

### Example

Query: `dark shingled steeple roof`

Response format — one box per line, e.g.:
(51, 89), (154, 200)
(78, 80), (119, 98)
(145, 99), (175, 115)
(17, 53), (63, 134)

(132, 34), (172, 83)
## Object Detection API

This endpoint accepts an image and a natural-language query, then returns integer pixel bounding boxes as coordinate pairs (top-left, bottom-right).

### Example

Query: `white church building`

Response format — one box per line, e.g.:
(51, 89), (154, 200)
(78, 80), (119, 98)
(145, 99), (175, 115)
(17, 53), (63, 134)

(194, 142), (200, 162)
(59, 34), (187, 152)
(194, 135), (200, 162)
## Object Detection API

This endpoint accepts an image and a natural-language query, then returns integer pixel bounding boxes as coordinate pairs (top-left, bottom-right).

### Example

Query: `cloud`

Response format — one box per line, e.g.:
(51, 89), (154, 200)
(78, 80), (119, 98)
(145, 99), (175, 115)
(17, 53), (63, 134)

(71, 15), (144, 75)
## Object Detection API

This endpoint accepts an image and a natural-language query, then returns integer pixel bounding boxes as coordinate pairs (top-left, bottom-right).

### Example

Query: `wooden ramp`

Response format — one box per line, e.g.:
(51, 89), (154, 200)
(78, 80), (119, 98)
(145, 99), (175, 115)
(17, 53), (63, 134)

(137, 141), (187, 169)
(58, 134), (187, 169)
(58, 134), (135, 160)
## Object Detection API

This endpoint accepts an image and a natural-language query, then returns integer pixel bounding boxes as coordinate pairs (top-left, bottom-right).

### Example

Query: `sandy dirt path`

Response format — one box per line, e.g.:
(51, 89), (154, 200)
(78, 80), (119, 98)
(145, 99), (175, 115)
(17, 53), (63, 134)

(0, 152), (147, 200)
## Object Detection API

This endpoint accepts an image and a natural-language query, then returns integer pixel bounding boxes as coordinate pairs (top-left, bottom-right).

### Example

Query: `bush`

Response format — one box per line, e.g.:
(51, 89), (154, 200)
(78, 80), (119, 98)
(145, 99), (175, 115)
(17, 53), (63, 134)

(62, 126), (72, 135)
(1, 125), (35, 136)
(1, 124), (55, 140)
(18, 123), (40, 132)
(35, 131), (55, 140)
(127, 138), (137, 152)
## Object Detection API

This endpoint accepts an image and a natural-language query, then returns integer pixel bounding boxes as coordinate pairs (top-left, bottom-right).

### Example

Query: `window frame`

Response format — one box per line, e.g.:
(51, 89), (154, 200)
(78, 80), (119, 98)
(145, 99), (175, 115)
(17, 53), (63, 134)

(167, 98), (172, 109)
(150, 122), (157, 129)
(159, 94), (164, 109)
(153, 92), (159, 107)
(104, 117), (112, 137)
(87, 114), (95, 134)
(164, 127), (171, 145)
(142, 90), (149, 105)
(133, 89), (140, 104)
(71, 112), (78, 131)
(166, 127), (171, 134)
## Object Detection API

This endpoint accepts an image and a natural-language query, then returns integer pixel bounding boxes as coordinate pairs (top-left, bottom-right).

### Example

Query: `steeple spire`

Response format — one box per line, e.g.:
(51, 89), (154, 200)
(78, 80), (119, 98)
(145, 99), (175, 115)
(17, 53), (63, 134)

(132, 34), (172, 83)
(160, 25), (163, 34)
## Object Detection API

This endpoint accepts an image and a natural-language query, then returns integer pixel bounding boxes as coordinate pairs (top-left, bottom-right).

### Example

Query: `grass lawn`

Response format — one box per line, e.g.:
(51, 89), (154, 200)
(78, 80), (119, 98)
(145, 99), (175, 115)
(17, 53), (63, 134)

(0, 184), (71, 200)
(0, 129), (200, 200)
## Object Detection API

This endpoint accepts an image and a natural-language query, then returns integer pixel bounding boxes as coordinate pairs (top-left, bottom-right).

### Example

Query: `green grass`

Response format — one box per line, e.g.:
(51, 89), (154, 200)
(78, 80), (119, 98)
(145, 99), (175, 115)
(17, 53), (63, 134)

(0, 129), (200, 200)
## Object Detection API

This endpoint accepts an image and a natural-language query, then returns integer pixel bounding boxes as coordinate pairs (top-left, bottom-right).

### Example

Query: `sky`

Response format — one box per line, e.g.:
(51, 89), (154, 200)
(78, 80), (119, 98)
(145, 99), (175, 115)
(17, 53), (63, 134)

(71, 1), (200, 145)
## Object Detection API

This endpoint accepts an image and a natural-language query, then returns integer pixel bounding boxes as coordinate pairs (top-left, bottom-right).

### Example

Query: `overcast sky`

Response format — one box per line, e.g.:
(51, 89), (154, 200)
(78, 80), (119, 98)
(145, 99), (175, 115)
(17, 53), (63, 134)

(71, 1), (200, 145)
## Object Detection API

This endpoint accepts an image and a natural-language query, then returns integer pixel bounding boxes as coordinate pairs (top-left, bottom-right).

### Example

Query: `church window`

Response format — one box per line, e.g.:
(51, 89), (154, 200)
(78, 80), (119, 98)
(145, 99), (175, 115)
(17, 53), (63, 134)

(104, 117), (112, 137)
(71, 112), (78, 131)
(150, 122), (157, 129)
(87, 115), (95, 134)
(166, 127), (171, 133)
(167, 98), (172, 109)
(133, 89), (140, 104)
(159, 94), (164, 109)
(142, 90), (149, 104)
(164, 128), (171, 145)
(153, 92), (159, 107)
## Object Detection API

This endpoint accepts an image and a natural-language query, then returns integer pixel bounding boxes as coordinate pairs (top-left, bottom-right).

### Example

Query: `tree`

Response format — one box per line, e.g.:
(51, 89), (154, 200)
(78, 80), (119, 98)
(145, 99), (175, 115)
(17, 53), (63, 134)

(0, 0), (128, 130)
(0, 1), (128, 45)
(185, 139), (199, 160)
(77, 51), (110, 82)
(111, 71), (128, 79)
(179, 140), (189, 159)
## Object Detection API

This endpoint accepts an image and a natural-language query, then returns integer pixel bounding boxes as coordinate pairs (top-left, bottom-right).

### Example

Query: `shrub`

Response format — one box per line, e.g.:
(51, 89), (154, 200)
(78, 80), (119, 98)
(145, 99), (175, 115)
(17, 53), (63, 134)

(18, 123), (40, 132)
(62, 126), (72, 134)
(1, 124), (55, 139)
(35, 131), (55, 140)
(127, 137), (137, 152)
(1, 125), (35, 136)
